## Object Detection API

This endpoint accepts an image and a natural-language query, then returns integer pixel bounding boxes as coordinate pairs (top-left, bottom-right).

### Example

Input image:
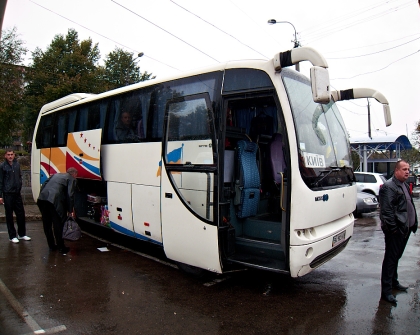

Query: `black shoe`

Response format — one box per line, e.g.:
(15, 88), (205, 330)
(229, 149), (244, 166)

(59, 246), (70, 255)
(381, 294), (397, 304)
(393, 283), (408, 291)
(49, 245), (58, 251)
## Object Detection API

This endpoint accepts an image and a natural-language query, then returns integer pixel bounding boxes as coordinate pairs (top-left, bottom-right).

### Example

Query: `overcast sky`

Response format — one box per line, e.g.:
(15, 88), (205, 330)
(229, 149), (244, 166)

(3, 0), (420, 143)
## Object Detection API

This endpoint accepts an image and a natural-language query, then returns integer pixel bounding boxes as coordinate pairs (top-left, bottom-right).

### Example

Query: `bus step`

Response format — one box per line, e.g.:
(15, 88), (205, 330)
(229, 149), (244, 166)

(242, 218), (281, 242)
(234, 237), (285, 260)
(227, 250), (286, 272)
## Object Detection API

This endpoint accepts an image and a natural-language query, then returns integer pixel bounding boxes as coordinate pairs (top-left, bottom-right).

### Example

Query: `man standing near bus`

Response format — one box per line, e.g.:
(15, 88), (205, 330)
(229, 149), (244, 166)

(37, 167), (78, 255)
(0, 149), (31, 243)
(379, 160), (418, 304)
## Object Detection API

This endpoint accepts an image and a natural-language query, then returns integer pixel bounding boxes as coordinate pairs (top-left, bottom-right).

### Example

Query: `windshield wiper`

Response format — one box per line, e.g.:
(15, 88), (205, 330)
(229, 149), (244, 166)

(312, 168), (341, 187)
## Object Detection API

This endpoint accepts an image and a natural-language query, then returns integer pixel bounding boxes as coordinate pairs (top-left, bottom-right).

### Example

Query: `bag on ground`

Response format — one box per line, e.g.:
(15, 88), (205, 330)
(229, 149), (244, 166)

(62, 216), (81, 241)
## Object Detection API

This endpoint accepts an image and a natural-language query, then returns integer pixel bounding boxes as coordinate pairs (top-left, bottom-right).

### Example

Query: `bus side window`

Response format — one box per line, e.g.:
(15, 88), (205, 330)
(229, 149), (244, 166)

(36, 114), (53, 148)
(75, 107), (87, 132)
(55, 111), (68, 147)
(136, 119), (145, 139)
(104, 99), (119, 143)
(87, 104), (101, 130)
(149, 86), (170, 141)
(113, 92), (143, 143)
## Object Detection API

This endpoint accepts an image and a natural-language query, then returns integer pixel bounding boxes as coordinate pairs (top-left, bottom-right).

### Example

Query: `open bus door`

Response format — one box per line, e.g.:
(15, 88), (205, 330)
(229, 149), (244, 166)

(160, 94), (222, 273)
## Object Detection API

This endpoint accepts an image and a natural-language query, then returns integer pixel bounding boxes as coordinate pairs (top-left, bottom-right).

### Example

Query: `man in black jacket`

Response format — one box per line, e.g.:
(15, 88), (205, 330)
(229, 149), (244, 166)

(37, 167), (78, 255)
(379, 160), (418, 304)
(0, 149), (31, 243)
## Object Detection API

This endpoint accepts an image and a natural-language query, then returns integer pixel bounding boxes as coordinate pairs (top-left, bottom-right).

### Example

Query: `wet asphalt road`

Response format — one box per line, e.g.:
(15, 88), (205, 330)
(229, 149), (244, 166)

(0, 203), (419, 335)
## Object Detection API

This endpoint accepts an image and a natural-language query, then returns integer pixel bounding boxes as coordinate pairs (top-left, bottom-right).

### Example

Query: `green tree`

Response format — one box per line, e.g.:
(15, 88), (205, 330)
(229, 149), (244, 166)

(24, 29), (104, 139)
(401, 148), (420, 167)
(103, 48), (154, 90)
(0, 27), (28, 146)
(412, 120), (420, 148)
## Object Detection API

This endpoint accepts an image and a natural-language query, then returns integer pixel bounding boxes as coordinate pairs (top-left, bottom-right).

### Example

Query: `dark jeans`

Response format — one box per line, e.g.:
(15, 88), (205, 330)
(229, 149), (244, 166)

(3, 193), (26, 239)
(381, 229), (410, 295)
(37, 200), (66, 250)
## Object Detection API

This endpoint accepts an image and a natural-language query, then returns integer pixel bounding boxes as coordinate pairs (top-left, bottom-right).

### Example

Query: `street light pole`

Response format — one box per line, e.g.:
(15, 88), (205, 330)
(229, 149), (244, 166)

(134, 52), (144, 62)
(267, 19), (300, 71)
(126, 52), (144, 85)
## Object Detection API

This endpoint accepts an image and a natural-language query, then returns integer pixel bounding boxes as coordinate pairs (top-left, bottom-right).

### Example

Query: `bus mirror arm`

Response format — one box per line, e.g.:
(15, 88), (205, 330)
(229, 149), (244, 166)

(273, 47), (331, 104)
(273, 47), (329, 70)
(331, 88), (392, 127)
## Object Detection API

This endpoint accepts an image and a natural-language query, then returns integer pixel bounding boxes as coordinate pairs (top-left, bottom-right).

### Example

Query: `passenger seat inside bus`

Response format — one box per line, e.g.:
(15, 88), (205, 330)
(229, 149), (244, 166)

(234, 139), (260, 218)
(269, 133), (287, 187)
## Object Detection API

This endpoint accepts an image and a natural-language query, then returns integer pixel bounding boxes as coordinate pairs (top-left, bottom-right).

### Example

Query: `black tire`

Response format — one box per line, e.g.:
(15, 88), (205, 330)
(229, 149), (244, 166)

(176, 262), (207, 278)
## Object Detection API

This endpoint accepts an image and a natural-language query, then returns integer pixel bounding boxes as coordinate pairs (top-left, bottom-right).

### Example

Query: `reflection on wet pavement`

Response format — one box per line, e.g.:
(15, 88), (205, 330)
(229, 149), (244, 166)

(0, 200), (419, 334)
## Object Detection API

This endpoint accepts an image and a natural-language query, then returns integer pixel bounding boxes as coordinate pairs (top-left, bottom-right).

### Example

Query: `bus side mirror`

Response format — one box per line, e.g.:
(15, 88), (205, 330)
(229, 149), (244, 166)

(310, 66), (330, 104)
(383, 104), (392, 127)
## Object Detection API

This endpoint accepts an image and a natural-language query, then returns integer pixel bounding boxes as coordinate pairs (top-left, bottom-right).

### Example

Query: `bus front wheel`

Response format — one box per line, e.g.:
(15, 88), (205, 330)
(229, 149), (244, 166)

(176, 262), (207, 278)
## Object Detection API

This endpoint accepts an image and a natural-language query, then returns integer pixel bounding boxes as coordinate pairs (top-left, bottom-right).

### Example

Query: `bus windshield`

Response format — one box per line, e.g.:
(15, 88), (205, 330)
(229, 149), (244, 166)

(281, 68), (353, 190)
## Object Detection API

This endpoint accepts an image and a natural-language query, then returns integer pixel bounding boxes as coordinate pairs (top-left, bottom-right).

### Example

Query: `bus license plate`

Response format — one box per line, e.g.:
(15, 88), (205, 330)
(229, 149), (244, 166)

(332, 231), (346, 247)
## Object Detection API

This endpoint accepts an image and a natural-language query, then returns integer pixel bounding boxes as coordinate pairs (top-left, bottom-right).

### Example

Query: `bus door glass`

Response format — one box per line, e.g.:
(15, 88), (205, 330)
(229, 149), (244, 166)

(161, 93), (221, 272)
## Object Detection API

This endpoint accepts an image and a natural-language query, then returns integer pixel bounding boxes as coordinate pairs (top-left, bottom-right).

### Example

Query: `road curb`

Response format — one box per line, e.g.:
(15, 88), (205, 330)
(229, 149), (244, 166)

(0, 215), (42, 223)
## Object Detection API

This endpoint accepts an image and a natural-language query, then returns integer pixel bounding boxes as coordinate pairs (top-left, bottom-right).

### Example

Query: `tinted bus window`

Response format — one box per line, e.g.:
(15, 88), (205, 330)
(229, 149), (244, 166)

(104, 88), (153, 144)
(149, 72), (222, 141)
(36, 114), (53, 148)
(55, 111), (69, 147)
(223, 69), (273, 92)
(76, 106), (88, 132)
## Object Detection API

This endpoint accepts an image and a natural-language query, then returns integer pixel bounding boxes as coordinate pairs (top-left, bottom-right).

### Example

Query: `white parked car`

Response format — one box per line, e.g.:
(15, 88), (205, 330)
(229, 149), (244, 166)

(354, 172), (387, 197)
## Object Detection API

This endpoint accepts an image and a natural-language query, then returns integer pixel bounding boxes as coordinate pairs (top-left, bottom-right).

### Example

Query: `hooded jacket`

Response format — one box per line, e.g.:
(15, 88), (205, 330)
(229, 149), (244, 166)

(379, 176), (418, 235)
(0, 158), (22, 197)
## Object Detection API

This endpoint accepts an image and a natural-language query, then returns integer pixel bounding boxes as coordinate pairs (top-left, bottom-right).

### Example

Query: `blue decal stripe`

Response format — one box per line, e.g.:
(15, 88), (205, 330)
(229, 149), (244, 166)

(72, 155), (100, 175)
(109, 221), (162, 246)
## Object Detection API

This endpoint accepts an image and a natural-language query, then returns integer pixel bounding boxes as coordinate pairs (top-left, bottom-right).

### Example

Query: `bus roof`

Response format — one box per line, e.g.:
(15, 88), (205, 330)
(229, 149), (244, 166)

(40, 93), (96, 114)
(39, 58), (275, 113)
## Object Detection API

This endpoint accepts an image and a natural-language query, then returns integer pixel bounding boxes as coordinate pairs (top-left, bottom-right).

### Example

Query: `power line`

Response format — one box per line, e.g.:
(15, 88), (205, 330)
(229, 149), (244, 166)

(326, 36), (420, 59)
(170, 0), (269, 59)
(29, 0), (180, 71)
(331, 49), (420, 80)
(336, 103), (367, 116)
(228, 0), (292, 51)
(300, 0), (402, 36)
(302, 0), (412, 41)
(322, 32), (420, 54)
(301, 1), (413, 44)
(111, 0), (220, 63)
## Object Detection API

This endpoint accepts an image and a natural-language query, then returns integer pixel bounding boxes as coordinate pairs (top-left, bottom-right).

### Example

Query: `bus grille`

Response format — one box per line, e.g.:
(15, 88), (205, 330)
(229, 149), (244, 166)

(309, 238), (350, 269)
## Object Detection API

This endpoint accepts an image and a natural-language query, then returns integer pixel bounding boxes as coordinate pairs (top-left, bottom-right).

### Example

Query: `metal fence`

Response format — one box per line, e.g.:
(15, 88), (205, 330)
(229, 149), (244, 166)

(21, 170), (34, 204)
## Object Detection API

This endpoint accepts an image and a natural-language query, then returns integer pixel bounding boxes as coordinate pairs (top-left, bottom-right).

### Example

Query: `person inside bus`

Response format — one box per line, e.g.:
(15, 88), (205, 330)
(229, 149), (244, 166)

(115, 111), (139, 143)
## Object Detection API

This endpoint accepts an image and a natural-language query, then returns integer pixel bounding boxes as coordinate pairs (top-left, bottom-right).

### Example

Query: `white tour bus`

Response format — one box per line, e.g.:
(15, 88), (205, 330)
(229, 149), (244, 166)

(31, 47), (391, 277)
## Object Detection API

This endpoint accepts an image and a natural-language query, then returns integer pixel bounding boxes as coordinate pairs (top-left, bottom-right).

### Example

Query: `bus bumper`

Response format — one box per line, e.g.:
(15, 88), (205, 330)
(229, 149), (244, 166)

(289, 222), (354, 277)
